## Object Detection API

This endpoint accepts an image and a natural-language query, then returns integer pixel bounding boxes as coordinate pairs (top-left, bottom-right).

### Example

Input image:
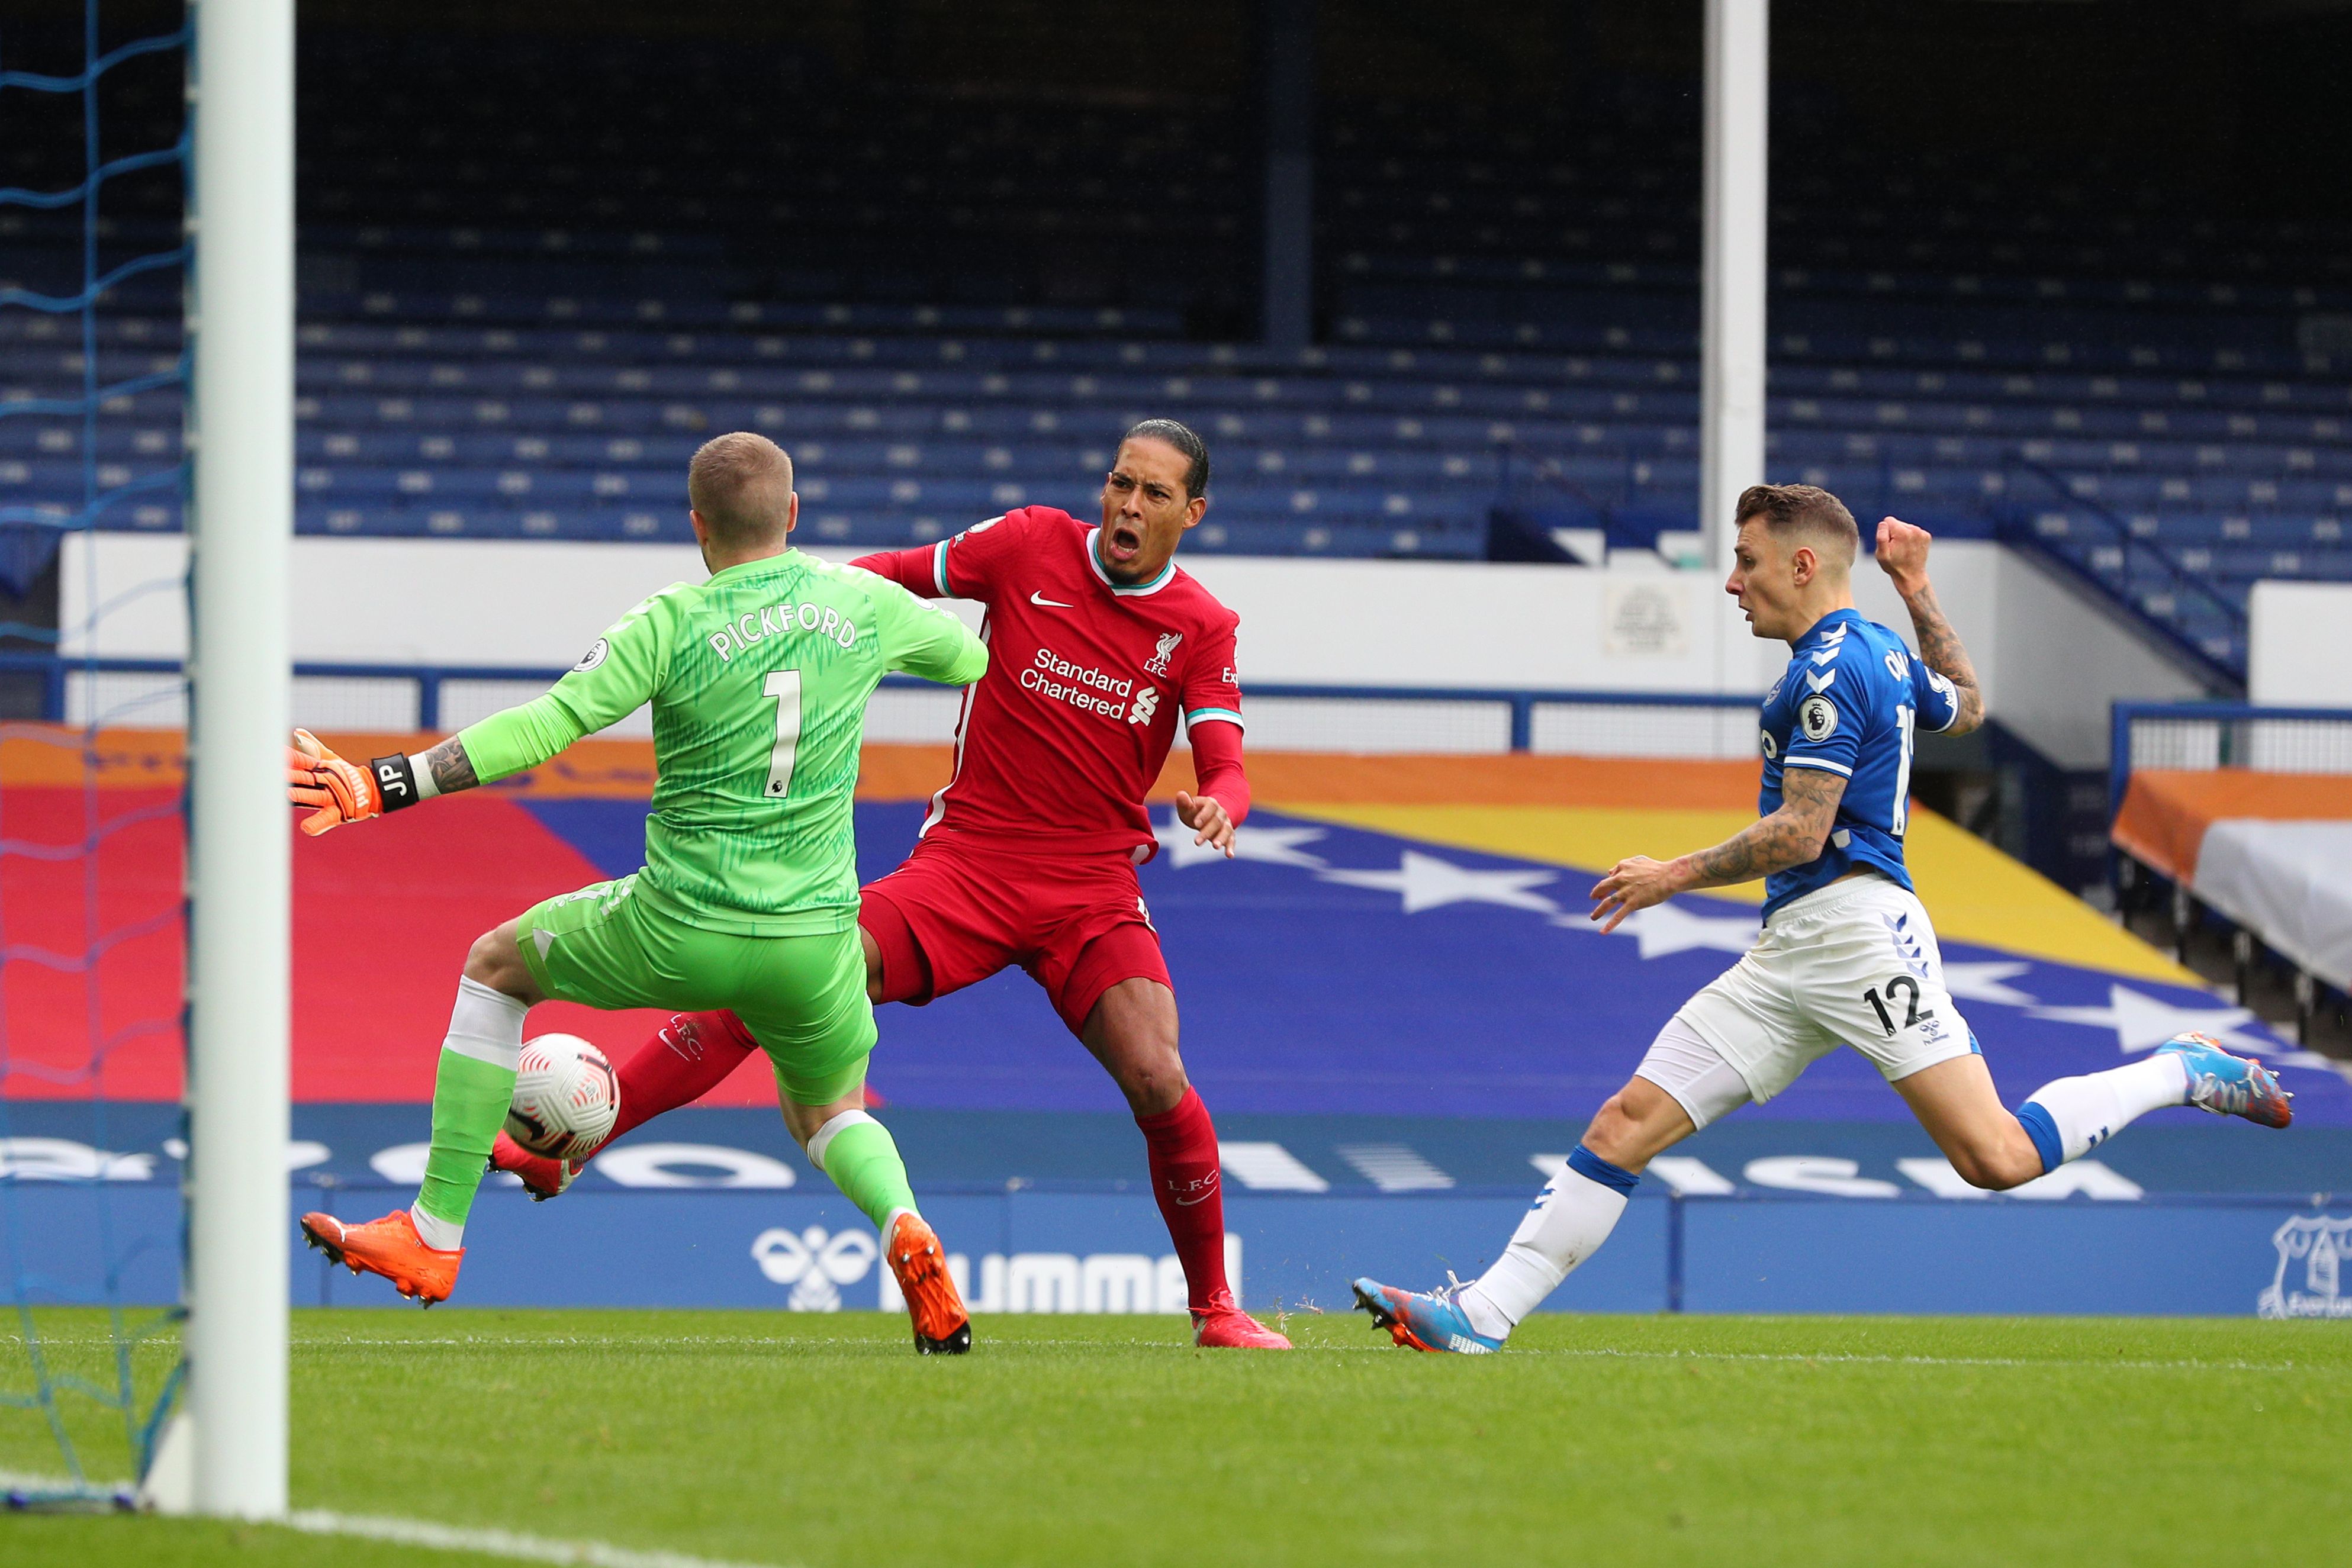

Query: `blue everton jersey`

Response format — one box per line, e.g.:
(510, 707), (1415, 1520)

(1757, 607), (1963, 919)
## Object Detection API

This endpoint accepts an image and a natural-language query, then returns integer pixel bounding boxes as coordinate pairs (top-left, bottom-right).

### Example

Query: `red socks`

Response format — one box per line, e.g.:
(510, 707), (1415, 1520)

(1135, 1086), (1228, 1313)
(600, 1010), (760, 1149)
(603, 1015), (1231, 1315)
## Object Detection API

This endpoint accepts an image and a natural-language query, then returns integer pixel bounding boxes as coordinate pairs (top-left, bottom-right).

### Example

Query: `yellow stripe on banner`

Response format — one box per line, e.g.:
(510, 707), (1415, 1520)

(1899, 812), (2196, 982)
(1280, 799), (2197, 984)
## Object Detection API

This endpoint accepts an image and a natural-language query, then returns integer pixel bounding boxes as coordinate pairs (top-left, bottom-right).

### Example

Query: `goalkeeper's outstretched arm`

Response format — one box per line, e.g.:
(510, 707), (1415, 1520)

(284, 691), (587, 838)
(287, 597), (665, 836)
(287, 726), (489, 836)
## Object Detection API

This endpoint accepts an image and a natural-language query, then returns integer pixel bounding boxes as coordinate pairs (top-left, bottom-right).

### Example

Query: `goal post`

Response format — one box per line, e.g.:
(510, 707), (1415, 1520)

(179, 0), (294, 1519)
(1698, 0), (1768, 585)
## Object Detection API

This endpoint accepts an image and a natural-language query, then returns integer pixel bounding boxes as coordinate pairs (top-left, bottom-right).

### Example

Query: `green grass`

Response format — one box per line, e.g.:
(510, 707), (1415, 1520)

(6, 1308), (2347, 1567)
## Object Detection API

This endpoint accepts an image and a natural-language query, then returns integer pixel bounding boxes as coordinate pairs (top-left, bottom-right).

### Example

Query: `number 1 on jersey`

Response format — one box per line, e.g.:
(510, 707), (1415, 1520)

(762, 669), (802, 798)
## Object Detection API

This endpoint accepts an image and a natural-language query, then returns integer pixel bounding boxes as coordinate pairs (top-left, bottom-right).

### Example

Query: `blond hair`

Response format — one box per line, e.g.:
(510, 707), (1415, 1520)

(687, 432), (795, 544)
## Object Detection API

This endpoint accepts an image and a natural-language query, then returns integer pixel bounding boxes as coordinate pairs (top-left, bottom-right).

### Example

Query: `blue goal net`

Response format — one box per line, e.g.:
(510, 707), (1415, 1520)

(0, 0), (192, 1508)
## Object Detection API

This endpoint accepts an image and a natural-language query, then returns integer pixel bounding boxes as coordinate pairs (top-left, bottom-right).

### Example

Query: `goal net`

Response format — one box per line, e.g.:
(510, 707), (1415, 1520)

(3, 0), (289, 1513)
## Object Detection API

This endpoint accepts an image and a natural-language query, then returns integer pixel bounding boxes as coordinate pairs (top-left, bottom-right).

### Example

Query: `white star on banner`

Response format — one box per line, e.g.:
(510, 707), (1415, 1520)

(1153, 817), (1331, 871)
(1553, 902), (1758, 960)
(1941, 961), (2039, 1007)
(2026, 983), (2277, 1055)
(1319, 851), (1561, 915)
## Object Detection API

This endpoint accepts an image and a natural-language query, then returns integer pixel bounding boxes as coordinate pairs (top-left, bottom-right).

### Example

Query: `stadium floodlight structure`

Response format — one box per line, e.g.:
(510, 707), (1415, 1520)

(1699, 0), (1768, 590)
(166, 0), (294, 1519)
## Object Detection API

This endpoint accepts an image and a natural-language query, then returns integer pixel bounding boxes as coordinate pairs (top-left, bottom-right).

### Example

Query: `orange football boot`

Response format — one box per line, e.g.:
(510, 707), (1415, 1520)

(883, 1210), (971, 1354)
(300, 1209), (462, 1306)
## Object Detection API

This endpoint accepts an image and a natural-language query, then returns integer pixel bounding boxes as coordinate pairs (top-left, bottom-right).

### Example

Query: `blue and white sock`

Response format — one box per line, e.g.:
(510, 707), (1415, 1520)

(1459, 1145), (1638, 1339)
(2016, 1053), (2190, 1173)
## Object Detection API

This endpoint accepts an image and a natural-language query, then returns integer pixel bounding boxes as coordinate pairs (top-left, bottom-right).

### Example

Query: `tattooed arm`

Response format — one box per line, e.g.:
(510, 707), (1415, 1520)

(1875, 516), (1984, 736)
(1679, 766), (1847, 887)
(286, 728), (481, 835)
(1589, 767), (1847, 933)
(416, 734), (480, 796)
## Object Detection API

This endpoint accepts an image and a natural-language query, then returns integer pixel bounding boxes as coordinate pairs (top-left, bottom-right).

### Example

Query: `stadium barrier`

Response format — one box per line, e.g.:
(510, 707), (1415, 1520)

(2110, 701), (2352, 811)
(2109, 700), (2352, 1038)
(4, 1177), (2343, 1319)
(7, 1104), (2347, 1321)
(4, 652), (1766, 759)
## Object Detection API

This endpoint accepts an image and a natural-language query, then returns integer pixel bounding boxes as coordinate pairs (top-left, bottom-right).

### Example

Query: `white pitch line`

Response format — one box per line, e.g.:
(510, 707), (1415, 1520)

(1517, 1346), (2321, 1373)
(12, 1333), (2335, 1376)
(0, 1474), (796, 1568)
(296, 1338), (2327, 1373)
(284, 1511), (797, 1568)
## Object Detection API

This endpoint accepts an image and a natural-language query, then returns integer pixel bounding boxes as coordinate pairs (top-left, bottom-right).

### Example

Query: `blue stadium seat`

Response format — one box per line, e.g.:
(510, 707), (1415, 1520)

(15, 73), (2351, 685)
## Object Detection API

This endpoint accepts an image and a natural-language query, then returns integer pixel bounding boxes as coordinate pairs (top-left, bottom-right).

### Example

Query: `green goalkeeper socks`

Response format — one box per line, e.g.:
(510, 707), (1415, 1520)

(412, 975), (530, 1248)
(806, 1111), (919, 1231)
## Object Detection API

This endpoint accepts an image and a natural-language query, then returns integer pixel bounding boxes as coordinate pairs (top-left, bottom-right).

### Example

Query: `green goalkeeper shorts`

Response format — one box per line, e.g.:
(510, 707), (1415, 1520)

(514, 874), (875, 1106)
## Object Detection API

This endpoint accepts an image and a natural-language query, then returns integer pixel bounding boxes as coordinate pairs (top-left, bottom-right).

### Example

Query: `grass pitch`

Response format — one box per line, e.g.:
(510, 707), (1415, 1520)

(5, 1308), (2343, 1567)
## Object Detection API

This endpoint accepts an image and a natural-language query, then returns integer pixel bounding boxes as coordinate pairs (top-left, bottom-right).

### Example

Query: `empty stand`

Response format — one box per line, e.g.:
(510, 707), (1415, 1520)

(4, 27), (2347, 678)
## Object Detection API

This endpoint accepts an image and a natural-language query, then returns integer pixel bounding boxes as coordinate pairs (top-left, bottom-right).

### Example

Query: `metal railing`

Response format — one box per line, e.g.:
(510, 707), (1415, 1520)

(1998, 461), (2254, 693)
(2108, 699), (2352, 1037)
(2109, 700), (2352, 822)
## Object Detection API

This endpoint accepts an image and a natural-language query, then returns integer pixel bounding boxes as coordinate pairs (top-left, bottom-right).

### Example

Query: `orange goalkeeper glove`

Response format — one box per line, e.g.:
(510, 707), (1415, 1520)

(286, 728), (389, 836)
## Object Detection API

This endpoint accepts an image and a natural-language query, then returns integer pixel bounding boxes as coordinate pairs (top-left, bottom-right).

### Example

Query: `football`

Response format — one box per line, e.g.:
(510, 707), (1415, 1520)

(504, 1033), (622, 1160)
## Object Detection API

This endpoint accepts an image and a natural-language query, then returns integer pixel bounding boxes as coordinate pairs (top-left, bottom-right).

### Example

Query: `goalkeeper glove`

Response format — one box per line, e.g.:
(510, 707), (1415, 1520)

(287, 728), (427, 836)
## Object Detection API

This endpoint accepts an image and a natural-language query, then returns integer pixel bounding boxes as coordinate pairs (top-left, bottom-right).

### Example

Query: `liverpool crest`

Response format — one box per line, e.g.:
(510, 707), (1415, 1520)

(1144, 631), (1182, 677)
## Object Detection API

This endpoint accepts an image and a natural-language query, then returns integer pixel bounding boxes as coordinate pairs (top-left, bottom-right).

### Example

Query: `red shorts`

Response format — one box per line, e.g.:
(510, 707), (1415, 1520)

(858, 832), (1171, 1035)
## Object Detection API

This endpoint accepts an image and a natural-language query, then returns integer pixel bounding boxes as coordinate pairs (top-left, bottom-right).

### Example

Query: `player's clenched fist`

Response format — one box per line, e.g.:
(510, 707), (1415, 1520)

(285, 728), (384, 836)
(1874, 516), (1934, 595)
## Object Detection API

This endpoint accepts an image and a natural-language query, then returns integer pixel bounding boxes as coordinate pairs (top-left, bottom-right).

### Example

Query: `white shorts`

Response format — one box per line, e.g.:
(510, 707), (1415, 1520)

(1636, 874), (1978, 1128)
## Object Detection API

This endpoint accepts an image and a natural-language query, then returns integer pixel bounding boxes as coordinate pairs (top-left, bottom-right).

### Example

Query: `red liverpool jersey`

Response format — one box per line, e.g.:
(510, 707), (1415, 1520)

(853, 506), (1246, 859)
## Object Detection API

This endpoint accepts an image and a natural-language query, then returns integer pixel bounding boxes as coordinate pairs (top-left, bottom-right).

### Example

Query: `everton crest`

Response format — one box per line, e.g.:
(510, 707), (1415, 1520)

(2257, 1213), (2352, 1318)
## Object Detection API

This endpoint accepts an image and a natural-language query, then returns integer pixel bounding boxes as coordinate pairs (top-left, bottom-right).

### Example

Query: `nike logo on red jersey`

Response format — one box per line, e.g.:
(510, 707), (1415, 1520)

(1029, 591), (1073, 608)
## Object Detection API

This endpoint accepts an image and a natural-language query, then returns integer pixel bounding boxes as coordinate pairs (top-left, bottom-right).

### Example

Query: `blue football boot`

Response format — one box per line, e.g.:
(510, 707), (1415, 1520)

(1352, 1274), (1504, 1354)
(2159, 1031), (2293, 1129)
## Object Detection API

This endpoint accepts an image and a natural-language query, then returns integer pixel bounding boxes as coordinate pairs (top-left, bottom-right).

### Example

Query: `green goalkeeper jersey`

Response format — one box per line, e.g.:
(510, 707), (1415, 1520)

(456, 549), (987, 935)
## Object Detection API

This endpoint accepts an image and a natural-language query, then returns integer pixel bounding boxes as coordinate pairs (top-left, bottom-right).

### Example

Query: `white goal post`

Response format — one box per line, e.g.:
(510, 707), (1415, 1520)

(172, 0), (295, 1519)
(1698, 0), (1768, 593)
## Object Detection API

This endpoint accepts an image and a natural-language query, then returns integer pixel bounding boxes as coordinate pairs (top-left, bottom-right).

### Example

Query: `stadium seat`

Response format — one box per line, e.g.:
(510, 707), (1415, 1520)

(9, 54), (2347, 680)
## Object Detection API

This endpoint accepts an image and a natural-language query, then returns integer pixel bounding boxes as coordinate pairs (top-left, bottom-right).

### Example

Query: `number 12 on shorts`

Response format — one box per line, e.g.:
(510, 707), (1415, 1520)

(1864, 974), (1932, 1036)
(764, 669), (802, 797)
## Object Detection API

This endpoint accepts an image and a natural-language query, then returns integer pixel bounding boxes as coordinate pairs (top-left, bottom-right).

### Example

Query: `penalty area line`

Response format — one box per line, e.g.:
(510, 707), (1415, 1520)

(283, 1510), (800, 1568)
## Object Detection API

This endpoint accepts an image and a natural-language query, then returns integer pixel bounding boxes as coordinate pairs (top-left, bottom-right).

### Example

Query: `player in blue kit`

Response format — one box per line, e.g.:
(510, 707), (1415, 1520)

(1353, 484), (2294, 1354)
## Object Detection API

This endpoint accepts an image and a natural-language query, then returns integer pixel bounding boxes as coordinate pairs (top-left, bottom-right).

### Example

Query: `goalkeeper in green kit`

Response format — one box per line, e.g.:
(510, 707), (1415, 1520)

(289, 432), (987, 1352)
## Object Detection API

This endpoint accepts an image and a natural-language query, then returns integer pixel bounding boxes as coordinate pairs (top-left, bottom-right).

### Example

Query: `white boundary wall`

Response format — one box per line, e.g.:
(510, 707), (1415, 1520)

(2249, 581), (2352, 707)
(68, 535), (2202, 764)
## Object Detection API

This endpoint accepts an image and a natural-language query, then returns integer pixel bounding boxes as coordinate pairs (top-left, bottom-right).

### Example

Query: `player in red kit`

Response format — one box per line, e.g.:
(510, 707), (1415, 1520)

(492, 419), (1289, 1349)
